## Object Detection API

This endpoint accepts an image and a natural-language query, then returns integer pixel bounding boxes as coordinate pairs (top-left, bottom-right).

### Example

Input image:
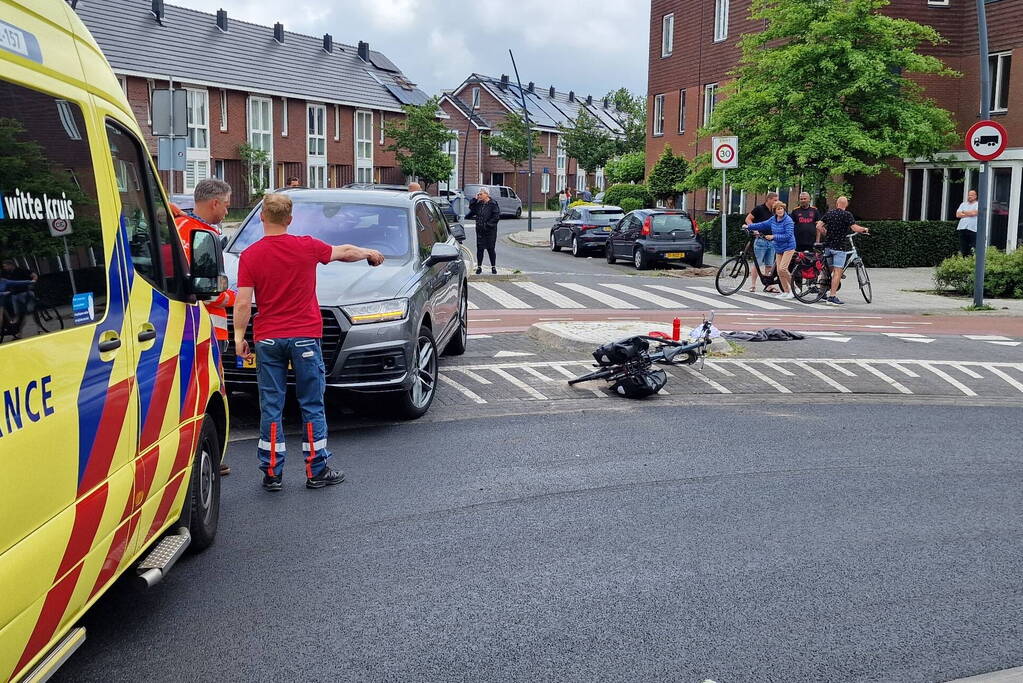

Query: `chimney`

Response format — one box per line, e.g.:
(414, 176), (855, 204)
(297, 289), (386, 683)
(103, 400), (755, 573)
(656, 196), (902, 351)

(322, 33), (333, 53)
(548, 86), (555, 98)
(216, 9), (228, 32)
(150, 0), (164, 24)
(273, 22), (284, 44)
(500, 74), (509, 89)
(358, 41), (370, 61)
(586, 95), (592, 106)
(527, 81), (534, 93)
(568, 91), (575, 102)
(602, 97), (609, 108)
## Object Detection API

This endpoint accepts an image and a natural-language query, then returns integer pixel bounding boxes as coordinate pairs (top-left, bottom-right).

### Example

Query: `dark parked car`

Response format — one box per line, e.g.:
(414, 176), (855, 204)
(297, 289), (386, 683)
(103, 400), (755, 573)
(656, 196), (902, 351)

(223, 189), (468, 419)
(605, 209), (703, 270)
(550, 205), (625, 257)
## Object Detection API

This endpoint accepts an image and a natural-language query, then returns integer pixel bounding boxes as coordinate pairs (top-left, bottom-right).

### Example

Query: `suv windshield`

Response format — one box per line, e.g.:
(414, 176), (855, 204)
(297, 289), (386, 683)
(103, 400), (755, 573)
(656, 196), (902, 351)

(650, 213), (694, 236)
(230, 201), (412, 258)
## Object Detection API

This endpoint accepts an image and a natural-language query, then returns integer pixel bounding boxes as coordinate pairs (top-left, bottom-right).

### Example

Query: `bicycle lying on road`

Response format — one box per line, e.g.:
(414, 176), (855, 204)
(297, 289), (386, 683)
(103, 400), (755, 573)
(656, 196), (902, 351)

(790, 233), (872, 304)
(568, 315), (717, 398)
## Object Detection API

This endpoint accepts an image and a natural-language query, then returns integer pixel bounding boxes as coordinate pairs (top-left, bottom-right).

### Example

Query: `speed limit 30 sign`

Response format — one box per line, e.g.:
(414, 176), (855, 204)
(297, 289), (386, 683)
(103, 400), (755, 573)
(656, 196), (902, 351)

(966, 120), (1008, 162)
(712, 136), (738, 169)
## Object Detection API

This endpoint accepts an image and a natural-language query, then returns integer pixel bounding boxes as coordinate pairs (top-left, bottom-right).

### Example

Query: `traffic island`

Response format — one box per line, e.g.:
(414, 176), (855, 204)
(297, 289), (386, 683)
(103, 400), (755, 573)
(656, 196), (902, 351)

(507, 230), (551, 248)
(526, 320), (736, 356)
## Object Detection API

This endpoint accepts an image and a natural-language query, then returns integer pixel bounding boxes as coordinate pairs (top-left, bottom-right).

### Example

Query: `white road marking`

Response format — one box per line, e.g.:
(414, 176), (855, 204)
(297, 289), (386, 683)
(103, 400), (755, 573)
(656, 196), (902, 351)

(902, 338), (936, 344)
(985, 365), (1023, 393)
(964, 335), (1011, 341)
(489, 368), (548, 400)
(467, 301), (479, 310)
(453, 368), (492, 384)
(519, 365), (555, 382)
(439, 374), (487, 404)
(763, 361), (796, 377)
(494, 350), (535, 358)
(512, 281), (585, 308)
(883, 332), (926, 337)
(644, 284), (739, 309)
(817, 337), (852, 343)
(919, 362), (977, 396)
(953, 365), (984, 379)
(601, 283), (690, 309)
(559, 362), (608, 397)
(855, 362), (913, 395)
(990, 341), (1022, 347)
(705, 362), (735, 377)
(690, 286), (792, 310)
(825, 361), (857, 377)
(470, 282), (531, 309)
(733, 361), (792, 393)
(676, 366), (732, 394)
(796, 331), (840, 336)
(793, 361), (851, 393)
(548, 364), (581, 379)
(467, 334), (492, 339)
(886, 362), (920, 378)
(555, 282), (638, 309)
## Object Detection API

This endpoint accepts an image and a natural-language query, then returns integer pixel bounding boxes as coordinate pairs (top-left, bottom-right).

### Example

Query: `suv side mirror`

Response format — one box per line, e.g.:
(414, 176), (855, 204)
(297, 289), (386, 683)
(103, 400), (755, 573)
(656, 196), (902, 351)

(425, 242), (459, 267)
(190, 229), (228, 300)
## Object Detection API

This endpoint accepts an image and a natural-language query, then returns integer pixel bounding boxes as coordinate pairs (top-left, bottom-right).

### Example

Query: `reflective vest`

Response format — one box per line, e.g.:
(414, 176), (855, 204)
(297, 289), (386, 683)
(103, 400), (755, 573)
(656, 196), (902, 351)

(175, 212), (235, 341)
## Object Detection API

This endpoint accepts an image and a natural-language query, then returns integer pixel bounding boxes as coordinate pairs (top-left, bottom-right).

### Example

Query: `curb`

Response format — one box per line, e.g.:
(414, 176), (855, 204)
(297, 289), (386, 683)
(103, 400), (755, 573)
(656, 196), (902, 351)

(526, 321), (735, 356)
(507, 230), (550, 248)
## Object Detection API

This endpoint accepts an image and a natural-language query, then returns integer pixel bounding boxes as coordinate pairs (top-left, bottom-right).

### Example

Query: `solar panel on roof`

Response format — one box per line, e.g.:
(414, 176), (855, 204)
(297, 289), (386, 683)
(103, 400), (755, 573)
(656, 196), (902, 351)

(368, 50), (400, 73)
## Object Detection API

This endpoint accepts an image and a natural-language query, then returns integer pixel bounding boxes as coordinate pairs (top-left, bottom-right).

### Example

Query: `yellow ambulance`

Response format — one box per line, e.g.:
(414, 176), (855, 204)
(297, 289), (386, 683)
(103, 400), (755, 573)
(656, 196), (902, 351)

(0, 1), (229, 680)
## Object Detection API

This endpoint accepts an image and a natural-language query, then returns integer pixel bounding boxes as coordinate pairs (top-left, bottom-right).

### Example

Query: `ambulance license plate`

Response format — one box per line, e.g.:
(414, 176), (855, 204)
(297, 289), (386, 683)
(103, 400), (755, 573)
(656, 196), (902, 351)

(666, 252), (685, 259)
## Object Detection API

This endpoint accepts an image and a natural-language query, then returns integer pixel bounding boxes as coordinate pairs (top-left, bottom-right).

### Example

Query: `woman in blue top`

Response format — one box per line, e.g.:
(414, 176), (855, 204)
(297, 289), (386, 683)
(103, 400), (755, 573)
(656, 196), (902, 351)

(749, 201), (797, 299)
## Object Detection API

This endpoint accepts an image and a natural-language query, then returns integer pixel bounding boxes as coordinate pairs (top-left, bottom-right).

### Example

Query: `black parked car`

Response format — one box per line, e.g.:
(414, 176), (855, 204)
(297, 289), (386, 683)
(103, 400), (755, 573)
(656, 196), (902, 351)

(605, 209), (703, 270)
(550, 205), (625, 257)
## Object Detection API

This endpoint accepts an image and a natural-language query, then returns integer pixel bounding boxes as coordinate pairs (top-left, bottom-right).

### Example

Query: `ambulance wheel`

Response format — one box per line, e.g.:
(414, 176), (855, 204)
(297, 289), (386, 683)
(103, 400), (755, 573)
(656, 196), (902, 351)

(185, 418), (221, 552)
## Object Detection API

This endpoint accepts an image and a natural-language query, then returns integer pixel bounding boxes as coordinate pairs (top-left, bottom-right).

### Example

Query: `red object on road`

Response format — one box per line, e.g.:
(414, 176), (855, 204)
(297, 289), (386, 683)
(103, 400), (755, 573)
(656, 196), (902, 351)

(673, 318), (681, 341)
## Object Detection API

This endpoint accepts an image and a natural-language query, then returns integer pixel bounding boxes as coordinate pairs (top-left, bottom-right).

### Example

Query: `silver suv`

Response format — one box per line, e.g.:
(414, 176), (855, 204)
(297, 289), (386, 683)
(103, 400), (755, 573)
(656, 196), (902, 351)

(223, 189), (469, 419)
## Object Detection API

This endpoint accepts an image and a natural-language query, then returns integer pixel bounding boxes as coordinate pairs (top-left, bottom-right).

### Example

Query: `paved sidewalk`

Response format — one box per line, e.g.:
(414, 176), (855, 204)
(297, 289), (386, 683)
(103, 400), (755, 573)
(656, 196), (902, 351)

(508, 229), (552, 247)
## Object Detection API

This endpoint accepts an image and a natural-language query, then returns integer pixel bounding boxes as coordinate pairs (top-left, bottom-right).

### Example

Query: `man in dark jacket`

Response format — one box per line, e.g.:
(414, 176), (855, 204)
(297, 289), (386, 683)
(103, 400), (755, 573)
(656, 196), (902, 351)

(467, 187), (501, 274)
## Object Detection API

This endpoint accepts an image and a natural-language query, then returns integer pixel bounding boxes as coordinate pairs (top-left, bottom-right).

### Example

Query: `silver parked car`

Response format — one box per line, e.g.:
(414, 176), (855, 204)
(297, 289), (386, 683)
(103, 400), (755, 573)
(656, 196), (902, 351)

(222, 189), (469, 419)
(463, 183), (523, 218)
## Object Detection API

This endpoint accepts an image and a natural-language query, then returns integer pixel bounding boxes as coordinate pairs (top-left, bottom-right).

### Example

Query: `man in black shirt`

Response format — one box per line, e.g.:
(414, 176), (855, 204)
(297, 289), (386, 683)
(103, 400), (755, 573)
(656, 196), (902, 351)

(791, 192), (822, 251)
(817, 196), (868, 306)
(744, 191), (779, 292)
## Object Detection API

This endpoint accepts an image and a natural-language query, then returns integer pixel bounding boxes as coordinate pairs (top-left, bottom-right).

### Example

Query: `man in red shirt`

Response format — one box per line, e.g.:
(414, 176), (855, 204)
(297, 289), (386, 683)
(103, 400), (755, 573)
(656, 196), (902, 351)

(233, 193), (384, 492)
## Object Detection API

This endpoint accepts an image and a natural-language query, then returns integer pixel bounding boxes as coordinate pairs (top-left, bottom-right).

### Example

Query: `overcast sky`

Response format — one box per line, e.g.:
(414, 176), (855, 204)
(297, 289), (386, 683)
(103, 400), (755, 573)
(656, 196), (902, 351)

(171, 0), (650, 99)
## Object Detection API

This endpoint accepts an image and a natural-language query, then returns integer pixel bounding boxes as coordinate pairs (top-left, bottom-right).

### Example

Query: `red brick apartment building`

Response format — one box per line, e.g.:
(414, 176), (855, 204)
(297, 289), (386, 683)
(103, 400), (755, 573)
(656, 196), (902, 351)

(648, 0), (1023, 251)
(440, 74), (631, 205)
(74, 0), (433, 203)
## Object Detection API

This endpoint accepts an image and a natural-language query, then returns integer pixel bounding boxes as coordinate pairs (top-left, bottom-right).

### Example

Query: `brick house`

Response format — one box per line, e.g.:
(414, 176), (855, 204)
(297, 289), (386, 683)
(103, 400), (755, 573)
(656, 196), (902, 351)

(648, 0), (1022, 252)
(74, 0), (434, 205)
(439, 74), (631, 206)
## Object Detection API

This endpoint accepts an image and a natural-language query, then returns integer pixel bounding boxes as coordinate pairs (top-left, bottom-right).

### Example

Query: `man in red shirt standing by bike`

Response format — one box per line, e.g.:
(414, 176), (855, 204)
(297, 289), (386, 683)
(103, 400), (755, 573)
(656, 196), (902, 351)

(233, 193), (384, 492)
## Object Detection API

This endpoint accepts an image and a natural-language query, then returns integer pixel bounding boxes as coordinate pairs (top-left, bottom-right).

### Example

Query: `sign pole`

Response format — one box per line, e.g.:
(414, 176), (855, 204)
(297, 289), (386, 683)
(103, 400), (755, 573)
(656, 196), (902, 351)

(974, 0), (991, 307)
(721, 169), (727, 257)
(509, 50), (534, 233)
(62, 235), (77, 294)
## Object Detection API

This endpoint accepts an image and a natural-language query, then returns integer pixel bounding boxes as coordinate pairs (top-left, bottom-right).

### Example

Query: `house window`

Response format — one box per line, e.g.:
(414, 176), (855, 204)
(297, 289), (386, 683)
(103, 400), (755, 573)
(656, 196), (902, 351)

(556, 138), (566, 171)
(185, 89), (209, 150)
(576, 169), (587, 192)
(334, 104), (340, 140)
(706, 187), (721, 213)
(661, 14), (674, 57)
(678, 89), (686, 134)
(146, 79), (154, 125)
(703, 83), (718, 126)
(990, 52), (1012, 113)
(653, 93), (665, 136)
(248, 96), (273, 192)
(728, 186), (745, 214)
(355, 110), (374, 183)
(281, 97), (288, 136)
(541, 172), (550, 193)
(117, 75), (128, 97)
(214, 159), (225, 179)
(184, 160), (209, 192)
(380, 111), (385, 144)
(219, 90), (228, 131)
(905, 165), (983, 222)
(489, 132), (501, 155)
(442, 133), (458, 191)
(307, 104), (327, 188)
(927, 0), (949, 5)
(714, 0), (729, 42)
(471, 87), (480, 109)
(595, 166), (605, 191)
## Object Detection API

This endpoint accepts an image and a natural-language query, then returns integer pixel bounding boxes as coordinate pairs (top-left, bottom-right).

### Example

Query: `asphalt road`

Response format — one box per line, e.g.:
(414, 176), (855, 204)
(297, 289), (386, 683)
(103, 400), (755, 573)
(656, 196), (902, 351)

(56, 403), (1023, 683)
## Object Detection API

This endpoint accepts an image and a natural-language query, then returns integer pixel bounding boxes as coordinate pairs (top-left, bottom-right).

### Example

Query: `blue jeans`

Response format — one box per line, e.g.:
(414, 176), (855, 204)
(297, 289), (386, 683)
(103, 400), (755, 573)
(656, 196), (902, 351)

(753, 237), (776, 267)
(255, 337), (332, 478)
(824, 248), (848, 269)
(560, 199), (568, 214)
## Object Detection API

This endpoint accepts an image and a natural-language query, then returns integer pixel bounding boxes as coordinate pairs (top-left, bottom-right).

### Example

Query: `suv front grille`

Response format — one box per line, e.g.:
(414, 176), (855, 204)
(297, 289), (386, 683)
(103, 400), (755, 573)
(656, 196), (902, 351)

(223, 307), (345, 383)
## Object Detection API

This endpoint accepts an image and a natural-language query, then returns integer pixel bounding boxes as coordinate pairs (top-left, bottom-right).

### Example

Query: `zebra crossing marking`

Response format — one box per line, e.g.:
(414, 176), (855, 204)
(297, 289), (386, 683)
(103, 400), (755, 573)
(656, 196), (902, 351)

(793, 361), (851, 393)
(855, 362), (913, 395)
(470, 282), (531, 309)
(600, 283), (690, 309)
(919, 362), (976, 396)
(644, 284), (739, 309)
(489, 367), (549, 400)
(556, 282), (638, 309)
(438, 374), (487, 404)
(732, 361), (792, 393)
(512, 281), (585, 308)
(689, 286), (792, 310)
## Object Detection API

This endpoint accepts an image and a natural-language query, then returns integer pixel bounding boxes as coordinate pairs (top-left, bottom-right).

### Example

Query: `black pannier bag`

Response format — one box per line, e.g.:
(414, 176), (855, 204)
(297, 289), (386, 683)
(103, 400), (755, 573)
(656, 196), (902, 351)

(593, 336), (649, 366)
(611, 368), (667, 398)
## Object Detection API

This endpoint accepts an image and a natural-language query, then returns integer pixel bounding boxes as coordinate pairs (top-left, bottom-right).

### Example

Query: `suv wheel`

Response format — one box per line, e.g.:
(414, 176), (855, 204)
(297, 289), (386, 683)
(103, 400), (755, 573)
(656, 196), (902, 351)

(572, 236), (584, 258)
(392, 326), (438, 420)
(443, 288), (468, 356)
(550, 231), (561, 252)
(634, 249), (650, 270)
(606, 244), (616, 264)
(515, 207), (522, 218)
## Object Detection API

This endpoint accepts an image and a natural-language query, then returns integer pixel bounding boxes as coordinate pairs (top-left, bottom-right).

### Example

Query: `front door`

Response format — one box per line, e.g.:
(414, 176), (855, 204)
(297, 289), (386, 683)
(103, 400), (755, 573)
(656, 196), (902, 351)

(415, 201), (457, 333)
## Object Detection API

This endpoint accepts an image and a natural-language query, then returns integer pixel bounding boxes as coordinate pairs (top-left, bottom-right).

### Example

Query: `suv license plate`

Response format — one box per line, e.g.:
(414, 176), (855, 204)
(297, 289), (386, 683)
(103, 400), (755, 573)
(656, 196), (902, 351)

(666, 252), (685, 259)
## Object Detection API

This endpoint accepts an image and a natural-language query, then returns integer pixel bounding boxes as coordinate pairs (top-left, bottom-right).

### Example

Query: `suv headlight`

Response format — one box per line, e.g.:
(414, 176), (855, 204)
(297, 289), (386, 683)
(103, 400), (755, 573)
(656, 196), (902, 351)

(342, 298), (409, 324)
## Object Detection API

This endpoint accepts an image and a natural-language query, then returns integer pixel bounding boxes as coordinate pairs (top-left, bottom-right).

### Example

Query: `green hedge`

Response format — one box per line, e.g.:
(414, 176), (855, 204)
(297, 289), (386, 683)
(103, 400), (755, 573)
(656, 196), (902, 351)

(619, 198), (645, 213)
(935, 249), (1023, 298)
(546, 194), (561, 211)
(603, 183), (655, 209)
(701, 214), (959, 267)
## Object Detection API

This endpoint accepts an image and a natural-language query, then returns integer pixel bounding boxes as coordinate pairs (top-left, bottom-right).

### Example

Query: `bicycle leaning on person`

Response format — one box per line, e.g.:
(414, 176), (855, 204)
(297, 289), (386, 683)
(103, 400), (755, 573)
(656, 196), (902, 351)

(817, 196), (869, 306)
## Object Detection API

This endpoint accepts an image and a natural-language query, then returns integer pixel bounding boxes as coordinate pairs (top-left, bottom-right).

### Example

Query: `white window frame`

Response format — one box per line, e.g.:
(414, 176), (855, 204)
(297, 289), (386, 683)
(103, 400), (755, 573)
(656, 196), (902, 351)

(489, 132), (501, 156)
(990, 52), (1012, 113)
(541, 172), (551, 194)
(727, 186), (746, 214)
(703, 83), (718, 126)
(441, 132), (459, 191)
(184, 87), (211, 193)
(471, 87), (481, 109)
(714, 0), (729, 42)
(117, 75), (128, 97)
(248, 95), (274, 192)
(219, 89), (228, 131)
(653, 93), (665, 136)
(595, 166), (605, 191)
(214, 159), (225, 179)
(307, 103), (327, 188)
(706, 187), (721, 213)
(146, 78), (154, 125)
(678, 89), (686, 134)
(334, 104), (340, 141)
(927, 0), (949, 5)
(355, 109), (374, 183)
(661, 14), (674, 57)
(380, 111), (385, 144)
(576, 169), (587, 192)
(281, 97), (288, 137)
(556, 138), (566, 171)
(556, 172), (566, 195)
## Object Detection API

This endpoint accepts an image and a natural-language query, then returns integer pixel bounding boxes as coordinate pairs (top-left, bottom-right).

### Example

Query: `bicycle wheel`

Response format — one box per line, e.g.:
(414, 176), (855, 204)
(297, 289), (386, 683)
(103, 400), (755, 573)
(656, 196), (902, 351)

(715, 256), (749, 296)
(791, 268), (823, 304)
(855, 260), (872, 303)
(34, 307), (64, 333)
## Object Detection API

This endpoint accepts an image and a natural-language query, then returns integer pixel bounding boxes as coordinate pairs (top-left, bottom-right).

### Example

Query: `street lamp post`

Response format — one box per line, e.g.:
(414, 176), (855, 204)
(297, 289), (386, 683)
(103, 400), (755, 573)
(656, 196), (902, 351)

(974, 0), (991, 307)
(508, 50), (534, 232)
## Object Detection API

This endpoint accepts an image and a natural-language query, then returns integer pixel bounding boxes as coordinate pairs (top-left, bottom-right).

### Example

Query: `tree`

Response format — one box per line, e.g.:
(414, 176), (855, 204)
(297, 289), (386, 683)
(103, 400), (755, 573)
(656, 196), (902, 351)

(604, 87), (646, 155)
(383, 96), (456, 186)
(686, 0), (959, 196)
(604, 151), (647, 185)
(238, 143), (270, 200)
(488, 110), (539, 192)
(559, 110), (617, 179)
(647, 144), (689, 202)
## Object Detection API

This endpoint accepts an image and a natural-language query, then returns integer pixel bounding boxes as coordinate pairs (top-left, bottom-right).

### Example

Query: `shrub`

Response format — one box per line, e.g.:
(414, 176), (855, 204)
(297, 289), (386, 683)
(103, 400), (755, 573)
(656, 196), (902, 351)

(935, 249), (1023, 298)
(546, 194), (561, 211)
(619, 198), (645, 213)
(605, 151), (646, 185)
(568, 200), (595, 209)
(603, 183), (654, 209)
(701, 213), (749, 257)
(647, 144), (689, 201)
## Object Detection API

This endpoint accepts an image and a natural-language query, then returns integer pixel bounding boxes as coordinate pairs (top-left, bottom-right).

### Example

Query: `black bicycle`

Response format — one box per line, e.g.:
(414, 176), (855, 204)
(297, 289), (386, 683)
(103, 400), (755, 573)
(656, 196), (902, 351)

(715, 231), (797, 296)
(790, 234), (872, 304)
(568, 315), (717, 397)
(0, 284), (65, 343)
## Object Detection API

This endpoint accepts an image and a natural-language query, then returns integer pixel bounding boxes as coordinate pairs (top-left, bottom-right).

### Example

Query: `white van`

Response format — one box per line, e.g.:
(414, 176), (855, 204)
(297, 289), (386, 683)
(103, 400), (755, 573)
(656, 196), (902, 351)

(463, 184), (523, 218)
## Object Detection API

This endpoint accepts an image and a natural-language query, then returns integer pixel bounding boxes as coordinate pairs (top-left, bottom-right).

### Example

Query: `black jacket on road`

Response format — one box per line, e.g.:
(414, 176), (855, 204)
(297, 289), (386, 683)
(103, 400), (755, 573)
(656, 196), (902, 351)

(467, 198), (501, 231)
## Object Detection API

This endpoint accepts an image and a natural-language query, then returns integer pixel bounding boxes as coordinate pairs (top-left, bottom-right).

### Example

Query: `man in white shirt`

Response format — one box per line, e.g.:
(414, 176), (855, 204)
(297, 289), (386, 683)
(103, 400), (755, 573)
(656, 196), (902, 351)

(956, 189), (979, 256)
